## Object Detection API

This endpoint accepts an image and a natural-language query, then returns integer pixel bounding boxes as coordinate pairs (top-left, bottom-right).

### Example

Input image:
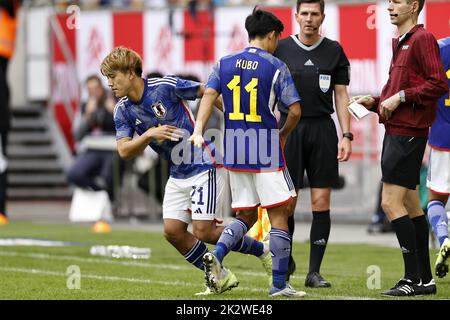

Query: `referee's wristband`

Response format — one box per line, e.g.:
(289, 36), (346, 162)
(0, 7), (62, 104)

(343, 132), (354, 141)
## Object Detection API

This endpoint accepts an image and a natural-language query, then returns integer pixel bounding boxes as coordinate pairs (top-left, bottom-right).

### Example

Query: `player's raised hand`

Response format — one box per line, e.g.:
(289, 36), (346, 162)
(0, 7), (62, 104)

(145, 125), (183, 142)
(188, 133), (204, 148)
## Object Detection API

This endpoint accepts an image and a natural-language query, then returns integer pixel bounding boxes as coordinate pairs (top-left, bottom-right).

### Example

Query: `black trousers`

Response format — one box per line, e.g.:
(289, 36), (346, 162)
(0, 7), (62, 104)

(67, 150), (117, 201)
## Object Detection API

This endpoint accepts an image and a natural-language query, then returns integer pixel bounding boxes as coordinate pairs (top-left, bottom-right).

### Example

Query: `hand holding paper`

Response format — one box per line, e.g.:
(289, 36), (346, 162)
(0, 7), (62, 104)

(348, 100), (370, 121)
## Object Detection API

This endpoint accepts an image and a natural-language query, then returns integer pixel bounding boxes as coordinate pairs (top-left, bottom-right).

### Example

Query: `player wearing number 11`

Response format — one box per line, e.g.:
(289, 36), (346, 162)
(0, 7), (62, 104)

(190, 8), (303, 297)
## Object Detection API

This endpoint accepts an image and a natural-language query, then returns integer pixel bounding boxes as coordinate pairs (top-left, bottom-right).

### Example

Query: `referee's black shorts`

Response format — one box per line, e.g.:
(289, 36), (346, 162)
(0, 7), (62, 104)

(381, 133), (427, 190)
(280, 114), (339, 190)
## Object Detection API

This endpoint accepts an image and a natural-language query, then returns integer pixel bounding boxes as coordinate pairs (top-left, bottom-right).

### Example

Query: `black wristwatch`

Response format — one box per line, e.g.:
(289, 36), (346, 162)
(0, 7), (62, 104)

(343, 132), (354, 141)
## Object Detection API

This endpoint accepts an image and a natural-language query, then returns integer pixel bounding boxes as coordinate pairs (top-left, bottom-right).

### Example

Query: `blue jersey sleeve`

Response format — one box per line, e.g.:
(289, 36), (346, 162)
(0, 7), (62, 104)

(206, 62), (221, 93)
(275, 63), (301, 109)
(114, 104), (134, 140)
(174, 77), (201, 101)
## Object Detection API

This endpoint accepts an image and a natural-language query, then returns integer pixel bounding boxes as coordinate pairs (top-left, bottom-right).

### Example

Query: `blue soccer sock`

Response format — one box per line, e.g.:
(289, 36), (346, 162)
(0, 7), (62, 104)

(214, 218), (249, 263)
(184, 239), (208, 271)
(231, 235), (266, 257)
(428, 200), (449, 246)
(270, 228), (291, 289)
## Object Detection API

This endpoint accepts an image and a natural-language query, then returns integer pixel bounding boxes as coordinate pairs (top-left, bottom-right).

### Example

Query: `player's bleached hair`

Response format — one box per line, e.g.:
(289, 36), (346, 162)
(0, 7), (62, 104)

(245, 7), (284, 40)
(296, 0), (325, 14)
(100, 46), (143, 78)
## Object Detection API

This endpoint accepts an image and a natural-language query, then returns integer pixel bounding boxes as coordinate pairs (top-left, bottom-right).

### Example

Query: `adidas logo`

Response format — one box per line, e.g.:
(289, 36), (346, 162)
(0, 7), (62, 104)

(304, 59), (314, 66)
(224, 229), (234, 236)
(313, 238), (327, 246)
(135, 118), (142, 125)
(194, 208), (202, 214)
(402, 45), (409, 50)
(398, 283), (414, 295)
(401, 246), (410, 254)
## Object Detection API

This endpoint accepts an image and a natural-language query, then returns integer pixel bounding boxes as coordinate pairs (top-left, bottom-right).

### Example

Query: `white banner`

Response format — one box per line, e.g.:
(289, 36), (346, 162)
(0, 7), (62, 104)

(76, 11), (113, 87)
(215, 7), (250, 59)
(143, 9), (184, 76)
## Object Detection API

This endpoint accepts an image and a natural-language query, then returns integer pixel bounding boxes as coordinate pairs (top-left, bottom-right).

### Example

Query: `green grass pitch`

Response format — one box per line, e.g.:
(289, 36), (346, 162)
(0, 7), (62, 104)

(0, 221), (448, 300)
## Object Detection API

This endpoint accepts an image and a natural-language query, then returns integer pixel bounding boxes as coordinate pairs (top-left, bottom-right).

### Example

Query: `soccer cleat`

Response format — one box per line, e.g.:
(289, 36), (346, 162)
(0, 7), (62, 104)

(415, 279), (437, 296)
(435, 238), (450, 278)
(203, 252), (239, 293)
(305, 272), (331, 288)
(269, 284), (306, 298)
(216, 268), (239, 293)
(381, 278), (418, 297)
(203, 252), (223, 292)
(194, 286), (214, 296)
(0, 214), (8, 225)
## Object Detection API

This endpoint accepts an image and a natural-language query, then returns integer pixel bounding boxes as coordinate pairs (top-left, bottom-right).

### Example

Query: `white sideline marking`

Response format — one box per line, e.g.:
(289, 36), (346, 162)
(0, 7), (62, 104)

(0, 266), (193, 287)
(0, 250), (267, 277)
(0, 251), (375, 299)
(0, 266), (374, 299)
(0, 266), (266, 293)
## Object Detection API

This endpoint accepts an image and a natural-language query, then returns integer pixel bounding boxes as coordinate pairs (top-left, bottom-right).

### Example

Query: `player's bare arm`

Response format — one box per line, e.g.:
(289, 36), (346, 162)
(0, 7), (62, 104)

(279, 101), (301, 148)
(335, 84), (352, 161)
(117, 125), (182, 160)
(189, 87), (220, 148)
(196, 84), (223, 111)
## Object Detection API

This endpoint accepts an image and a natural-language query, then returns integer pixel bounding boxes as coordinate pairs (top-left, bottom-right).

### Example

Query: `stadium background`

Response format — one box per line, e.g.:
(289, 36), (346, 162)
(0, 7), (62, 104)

(8, 0), (447, 221)
(1, 0), (449, 301)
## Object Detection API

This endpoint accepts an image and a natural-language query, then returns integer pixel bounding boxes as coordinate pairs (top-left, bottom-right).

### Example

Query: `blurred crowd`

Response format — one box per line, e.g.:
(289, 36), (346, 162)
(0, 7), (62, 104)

(47, 0), (292, 11)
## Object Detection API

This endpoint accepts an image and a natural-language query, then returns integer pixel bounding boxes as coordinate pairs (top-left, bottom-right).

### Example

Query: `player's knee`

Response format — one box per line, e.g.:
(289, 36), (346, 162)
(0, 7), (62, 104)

(192, 225), (215, 243)
(235, 214), (257, 228)
(311, 197), (329, 211)
(381, 197), (396, 215)
(66, 168), (86, 186)
(403, 201), (422, 217)
(163, 225), (184, 245)
(286, 200), (296, 216)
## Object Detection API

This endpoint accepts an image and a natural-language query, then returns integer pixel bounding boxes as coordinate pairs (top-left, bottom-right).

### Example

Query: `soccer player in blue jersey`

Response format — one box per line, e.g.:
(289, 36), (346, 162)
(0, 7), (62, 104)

(190, 8), (304, 297)
(100, 47), (273, 295)
(427, 36), (450, 279)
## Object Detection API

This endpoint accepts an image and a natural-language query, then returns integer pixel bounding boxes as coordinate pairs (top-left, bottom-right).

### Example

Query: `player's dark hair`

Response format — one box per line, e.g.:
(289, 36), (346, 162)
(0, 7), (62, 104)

(245, 7), (284, 40)
(410, 0), (425, 14)
(296, 0), (325, 14)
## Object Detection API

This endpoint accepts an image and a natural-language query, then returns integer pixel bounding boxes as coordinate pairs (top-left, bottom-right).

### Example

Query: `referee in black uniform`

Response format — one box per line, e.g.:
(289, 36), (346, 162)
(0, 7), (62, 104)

(274, 0), (352, 288)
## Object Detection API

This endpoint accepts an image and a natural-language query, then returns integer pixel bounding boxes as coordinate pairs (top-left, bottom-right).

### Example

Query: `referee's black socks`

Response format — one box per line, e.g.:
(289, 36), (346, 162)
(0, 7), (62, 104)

(391, 215), (420, 283)
(309, 210), (331, 273)
(411, 214), (433, 283)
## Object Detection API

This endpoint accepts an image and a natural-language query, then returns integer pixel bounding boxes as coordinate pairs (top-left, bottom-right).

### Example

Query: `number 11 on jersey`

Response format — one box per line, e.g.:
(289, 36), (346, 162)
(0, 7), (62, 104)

(227, 75), (262, 122)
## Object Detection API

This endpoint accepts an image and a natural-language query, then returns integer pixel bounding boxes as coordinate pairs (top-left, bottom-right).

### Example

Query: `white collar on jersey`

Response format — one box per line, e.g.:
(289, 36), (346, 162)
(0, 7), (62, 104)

(290, 35), (325, 51)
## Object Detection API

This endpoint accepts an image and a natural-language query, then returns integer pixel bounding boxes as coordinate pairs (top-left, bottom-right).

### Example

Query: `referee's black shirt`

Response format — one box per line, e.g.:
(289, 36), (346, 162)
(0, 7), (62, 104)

(274, 35), (350, 118)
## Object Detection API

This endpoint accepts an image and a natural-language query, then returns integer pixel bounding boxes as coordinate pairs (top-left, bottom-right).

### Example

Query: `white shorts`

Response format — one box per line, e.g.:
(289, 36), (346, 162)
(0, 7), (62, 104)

(228, 168), (296, 210)
(163, 167), (225, 224)
(427, 148), (450, 195)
